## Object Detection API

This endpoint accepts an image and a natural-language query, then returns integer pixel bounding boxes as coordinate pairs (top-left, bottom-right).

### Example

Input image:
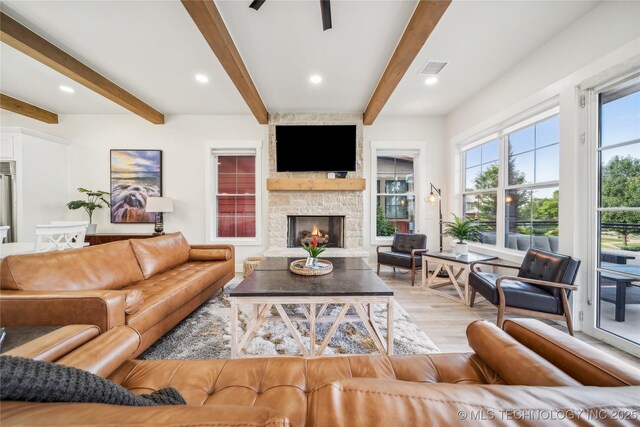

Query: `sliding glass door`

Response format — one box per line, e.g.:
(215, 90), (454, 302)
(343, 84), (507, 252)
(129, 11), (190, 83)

(595, 75), (640, 346)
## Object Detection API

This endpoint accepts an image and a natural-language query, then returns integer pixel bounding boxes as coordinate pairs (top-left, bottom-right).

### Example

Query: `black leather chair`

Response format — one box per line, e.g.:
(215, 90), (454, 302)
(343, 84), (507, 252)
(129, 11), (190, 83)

(468, 248), (581, 335)
(376, 233), (427, 286)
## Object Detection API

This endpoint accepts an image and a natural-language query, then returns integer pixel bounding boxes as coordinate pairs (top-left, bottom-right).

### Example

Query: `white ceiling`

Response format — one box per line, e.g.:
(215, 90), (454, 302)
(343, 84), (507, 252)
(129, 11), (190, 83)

(383, 0), (600, 116)
(1, 43), (125, 114)
(0, 0), (601, 119)
(0, 0), (252, 115)
(216, 0), (417, 113)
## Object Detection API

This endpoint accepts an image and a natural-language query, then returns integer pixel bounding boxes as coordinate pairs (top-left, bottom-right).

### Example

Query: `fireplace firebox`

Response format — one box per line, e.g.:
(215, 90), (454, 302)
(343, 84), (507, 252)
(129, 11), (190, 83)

(287, 215), (345, 248)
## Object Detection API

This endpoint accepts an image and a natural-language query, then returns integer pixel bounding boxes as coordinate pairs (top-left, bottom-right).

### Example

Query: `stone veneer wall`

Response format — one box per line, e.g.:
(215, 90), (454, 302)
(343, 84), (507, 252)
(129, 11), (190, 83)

(267, 113), (364, 251)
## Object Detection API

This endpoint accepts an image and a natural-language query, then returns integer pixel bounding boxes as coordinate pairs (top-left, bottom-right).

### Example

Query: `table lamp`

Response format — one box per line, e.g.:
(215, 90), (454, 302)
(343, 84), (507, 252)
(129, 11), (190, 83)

(145, 197), (174, 235)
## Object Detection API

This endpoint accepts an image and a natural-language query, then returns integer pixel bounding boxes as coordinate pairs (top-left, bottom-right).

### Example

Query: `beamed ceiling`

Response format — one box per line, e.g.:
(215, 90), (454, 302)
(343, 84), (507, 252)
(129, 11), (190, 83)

(0, 0), (600, 124)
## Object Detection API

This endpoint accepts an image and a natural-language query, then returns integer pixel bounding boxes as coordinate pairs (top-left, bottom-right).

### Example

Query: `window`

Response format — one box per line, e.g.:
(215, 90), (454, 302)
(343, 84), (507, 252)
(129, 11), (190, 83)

(463, 140), (499, 245)
(505, 115), (560, 251)
(376, 155), (416, 237)
(214, 153), (256, 238)
(462, 111), (560, 252)
(595, 76), (640, 344)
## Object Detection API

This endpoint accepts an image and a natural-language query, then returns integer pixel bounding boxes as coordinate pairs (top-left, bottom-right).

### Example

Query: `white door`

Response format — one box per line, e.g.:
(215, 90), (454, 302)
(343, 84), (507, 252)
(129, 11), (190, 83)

(585, 73), (640, 356)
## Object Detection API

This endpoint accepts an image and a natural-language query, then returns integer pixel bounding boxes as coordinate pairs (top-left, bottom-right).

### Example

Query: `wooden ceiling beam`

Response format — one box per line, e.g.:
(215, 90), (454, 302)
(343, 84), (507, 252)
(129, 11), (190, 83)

(0, 93), (58, 124)
(182, 0), (269, 124)
(0, 12), (164, 124)
(363, 0), (451, 125)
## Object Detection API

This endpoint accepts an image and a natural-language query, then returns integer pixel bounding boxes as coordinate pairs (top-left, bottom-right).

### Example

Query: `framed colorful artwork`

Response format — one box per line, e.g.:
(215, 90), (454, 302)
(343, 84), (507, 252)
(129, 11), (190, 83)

(110, 149), (162, 223)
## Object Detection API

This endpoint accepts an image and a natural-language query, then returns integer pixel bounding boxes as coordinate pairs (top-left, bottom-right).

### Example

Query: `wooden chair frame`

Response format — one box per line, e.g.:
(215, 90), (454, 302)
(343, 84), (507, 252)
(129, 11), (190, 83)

(0, 225), (9, 243)
(469, 261), (578, 336)
(376, 245), (428, 286)
(34, 224), (87, 253)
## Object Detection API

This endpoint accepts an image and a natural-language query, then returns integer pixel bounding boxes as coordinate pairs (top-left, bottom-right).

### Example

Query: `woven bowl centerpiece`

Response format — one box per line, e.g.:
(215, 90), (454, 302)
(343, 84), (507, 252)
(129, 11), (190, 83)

(290, 259), (333, 276)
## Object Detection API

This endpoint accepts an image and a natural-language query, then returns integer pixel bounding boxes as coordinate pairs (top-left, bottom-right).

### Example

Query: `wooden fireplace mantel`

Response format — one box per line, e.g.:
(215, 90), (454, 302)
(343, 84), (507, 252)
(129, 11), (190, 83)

(266, 178), (366, 191)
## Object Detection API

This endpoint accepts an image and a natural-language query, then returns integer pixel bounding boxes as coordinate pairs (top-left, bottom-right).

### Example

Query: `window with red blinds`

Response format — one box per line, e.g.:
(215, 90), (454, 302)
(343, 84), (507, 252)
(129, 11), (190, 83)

(216, 155), (256, 238)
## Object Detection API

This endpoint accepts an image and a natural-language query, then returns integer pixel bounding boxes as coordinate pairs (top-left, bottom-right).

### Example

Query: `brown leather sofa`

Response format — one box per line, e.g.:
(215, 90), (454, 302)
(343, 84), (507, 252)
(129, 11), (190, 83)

(0, 232), (234, 356)
(2, 319), (639, 426)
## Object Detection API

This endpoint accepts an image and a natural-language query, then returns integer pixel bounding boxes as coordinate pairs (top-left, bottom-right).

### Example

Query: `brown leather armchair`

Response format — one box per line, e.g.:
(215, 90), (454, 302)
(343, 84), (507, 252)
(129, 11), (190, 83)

(376, 233), (427, 286)
(468, 248), (581, 335)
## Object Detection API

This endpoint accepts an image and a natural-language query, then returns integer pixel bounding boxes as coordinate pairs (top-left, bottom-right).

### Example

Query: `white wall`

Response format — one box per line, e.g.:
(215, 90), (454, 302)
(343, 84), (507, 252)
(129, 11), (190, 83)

(0, 113), (269, 267)
(21, 133), (70, 239)
(1, 112), (446, 268)
(443, 0), (640, 335)
(0, 128), (70, 241)
(364, 116), (447, 258)
(446, 1), (640, 139)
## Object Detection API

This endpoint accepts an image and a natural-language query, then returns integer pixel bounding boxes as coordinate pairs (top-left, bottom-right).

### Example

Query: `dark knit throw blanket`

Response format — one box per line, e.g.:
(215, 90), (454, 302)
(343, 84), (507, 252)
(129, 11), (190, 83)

(0, 355), (186, 406)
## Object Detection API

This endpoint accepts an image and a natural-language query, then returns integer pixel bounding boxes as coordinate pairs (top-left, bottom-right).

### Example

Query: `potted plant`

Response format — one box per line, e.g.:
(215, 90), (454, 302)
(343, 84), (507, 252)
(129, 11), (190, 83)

(443, 214), (483, 255)
(302, 235), (326, 267)
(66, 188), (111, 235)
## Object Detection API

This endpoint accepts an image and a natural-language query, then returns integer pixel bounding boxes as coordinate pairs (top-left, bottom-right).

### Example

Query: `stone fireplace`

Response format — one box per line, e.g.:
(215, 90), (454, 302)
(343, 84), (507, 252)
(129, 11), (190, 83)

(287, 215), (345, 248)
(264, 113), (367, 257)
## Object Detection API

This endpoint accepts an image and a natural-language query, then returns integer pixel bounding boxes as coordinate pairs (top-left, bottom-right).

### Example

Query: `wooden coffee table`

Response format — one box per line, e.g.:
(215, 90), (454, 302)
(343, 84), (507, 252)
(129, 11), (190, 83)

(422, 251), (498, 305)
(229, 257), (394, 357)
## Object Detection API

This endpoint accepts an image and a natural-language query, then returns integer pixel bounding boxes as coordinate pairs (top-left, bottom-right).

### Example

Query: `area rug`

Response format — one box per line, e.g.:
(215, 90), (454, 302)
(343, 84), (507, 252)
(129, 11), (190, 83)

(141, 282), (439, 360)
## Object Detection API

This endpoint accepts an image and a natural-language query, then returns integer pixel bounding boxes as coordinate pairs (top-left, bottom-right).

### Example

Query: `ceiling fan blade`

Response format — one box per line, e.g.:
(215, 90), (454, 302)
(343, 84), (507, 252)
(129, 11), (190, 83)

(249, 0), (266, 11)
(320, 0), (332, 31)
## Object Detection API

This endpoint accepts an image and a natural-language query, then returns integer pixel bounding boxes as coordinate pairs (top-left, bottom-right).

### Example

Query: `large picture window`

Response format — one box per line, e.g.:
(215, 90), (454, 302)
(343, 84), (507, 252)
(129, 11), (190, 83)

(376, 155), (416, 237)
(462, 111), (560, 252)
(214, 153), (256, 238)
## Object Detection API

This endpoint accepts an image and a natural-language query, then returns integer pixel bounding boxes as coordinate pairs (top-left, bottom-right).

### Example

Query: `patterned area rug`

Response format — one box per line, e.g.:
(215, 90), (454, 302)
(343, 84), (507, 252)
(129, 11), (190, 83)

(141, 281), (439, 360)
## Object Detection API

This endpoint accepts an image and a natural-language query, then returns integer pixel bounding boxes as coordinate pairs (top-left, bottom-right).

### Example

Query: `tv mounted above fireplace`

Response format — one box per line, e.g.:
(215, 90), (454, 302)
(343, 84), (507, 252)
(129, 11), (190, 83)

(275, 125), (356, 172)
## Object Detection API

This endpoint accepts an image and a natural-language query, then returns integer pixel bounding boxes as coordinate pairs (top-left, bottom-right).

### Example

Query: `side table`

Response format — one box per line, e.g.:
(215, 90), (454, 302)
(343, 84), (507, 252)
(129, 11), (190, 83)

(422, 252), (498, 305)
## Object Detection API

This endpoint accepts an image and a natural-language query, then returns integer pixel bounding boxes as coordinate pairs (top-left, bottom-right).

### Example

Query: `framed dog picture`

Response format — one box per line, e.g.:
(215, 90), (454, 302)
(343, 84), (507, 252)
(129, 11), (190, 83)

(110, 149), (162, 223)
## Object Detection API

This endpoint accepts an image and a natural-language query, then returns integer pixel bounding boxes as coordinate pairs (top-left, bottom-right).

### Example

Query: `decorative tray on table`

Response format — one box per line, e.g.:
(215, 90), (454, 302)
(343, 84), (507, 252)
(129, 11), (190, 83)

(290, 259), (333, 276)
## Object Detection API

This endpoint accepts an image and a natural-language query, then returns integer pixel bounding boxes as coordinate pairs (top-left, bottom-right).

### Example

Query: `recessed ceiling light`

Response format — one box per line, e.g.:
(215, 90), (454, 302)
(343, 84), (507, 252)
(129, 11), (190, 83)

(195, 74), (209, 83)
(310, 74), (322, 84)
(59, 85), (75, 93)
(424, 76), (438, 86)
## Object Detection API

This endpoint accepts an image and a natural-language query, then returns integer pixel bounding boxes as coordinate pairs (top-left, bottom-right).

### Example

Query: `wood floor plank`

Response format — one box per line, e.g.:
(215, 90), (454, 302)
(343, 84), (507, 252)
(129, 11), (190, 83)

(378, 268), (640, 367)
(229, 271), (639, 366)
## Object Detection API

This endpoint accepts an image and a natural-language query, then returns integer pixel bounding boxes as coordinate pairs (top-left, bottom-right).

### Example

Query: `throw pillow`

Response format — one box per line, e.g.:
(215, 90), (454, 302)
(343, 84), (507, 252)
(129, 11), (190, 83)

(189, 248), (231, 261)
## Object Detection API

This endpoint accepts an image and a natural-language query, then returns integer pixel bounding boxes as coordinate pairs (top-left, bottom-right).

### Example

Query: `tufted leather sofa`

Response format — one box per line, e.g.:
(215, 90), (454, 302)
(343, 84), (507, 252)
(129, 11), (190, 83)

(2, 319), (639, 426)
(0, 232), (234, 356)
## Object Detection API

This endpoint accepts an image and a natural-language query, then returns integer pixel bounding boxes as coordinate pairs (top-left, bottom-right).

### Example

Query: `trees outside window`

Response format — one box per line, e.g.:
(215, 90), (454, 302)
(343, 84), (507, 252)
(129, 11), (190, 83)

(595, 74), (639, 343)
(463, 139), (499, 245)
(462, 112), (560, 252)
(600, 156), (640, 248)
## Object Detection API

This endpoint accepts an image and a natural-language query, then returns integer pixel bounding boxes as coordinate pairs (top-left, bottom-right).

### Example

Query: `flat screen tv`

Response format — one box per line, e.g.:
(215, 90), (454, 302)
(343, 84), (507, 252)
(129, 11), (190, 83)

(276, 125), (357, 172)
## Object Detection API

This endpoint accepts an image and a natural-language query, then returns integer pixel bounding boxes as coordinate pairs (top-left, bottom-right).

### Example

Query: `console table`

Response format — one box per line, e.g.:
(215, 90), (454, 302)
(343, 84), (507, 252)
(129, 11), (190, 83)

(85, 233), (156, 246)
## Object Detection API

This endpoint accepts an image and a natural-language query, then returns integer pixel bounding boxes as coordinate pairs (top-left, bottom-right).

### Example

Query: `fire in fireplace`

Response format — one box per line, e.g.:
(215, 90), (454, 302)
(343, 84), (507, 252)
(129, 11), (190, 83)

(287, 215), (345, 248)
(302, 224), (328, 245)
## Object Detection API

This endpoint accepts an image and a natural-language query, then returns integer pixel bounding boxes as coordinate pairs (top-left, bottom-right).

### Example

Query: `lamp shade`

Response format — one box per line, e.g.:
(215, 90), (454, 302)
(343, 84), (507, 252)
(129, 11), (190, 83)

(145, 197), (174, 213)
(426, 191), (441, 204)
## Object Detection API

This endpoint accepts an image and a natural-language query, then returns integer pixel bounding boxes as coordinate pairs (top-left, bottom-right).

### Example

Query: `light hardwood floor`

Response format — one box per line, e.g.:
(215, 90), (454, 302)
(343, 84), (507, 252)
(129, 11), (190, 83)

(378, 267), (640, 367)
